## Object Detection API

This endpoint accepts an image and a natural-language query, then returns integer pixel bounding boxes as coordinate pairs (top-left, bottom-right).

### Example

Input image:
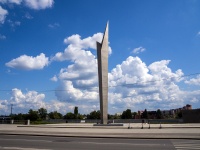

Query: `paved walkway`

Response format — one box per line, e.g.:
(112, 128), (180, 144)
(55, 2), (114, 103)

(0, 123), (200, 139)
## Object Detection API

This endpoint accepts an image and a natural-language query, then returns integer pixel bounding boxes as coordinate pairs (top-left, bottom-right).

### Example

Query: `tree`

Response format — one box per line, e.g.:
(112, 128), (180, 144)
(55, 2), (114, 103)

(156, 109), (162, 119)
(38, 108), (47, 120)
(121, 109), (132, 119)
(77, 114), (84, 120)
(12, 113), (28, 120)
(121, 111), (126, 119)
(113, 114), (121, 119)
(176, 111), (182, 119)
(28, 109), (40, 121)
(64, 112), (75, 119)
(74, 106), (78, 119)
(48, 111), (63, 119)
(142, 109), (148, 119)
(87, 110), (100, 119)
(126, 109), (132, 119)
(108, 114), (114, 119)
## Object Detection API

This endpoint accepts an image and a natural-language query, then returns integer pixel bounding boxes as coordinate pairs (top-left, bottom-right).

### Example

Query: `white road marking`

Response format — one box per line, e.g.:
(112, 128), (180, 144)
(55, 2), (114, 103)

(0, 147), (52, 150)
(0, 138), (52, 142)
(80, 141), (163, 146)
(172, 140), (200, 150)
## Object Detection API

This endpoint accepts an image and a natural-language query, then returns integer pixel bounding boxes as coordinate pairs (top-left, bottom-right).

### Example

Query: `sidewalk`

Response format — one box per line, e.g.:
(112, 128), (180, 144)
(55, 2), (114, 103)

(0, 123), (200, 139)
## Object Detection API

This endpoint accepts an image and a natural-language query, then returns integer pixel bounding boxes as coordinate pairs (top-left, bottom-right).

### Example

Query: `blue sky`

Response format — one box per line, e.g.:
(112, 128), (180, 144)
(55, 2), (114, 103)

(0, 0), (200, 115)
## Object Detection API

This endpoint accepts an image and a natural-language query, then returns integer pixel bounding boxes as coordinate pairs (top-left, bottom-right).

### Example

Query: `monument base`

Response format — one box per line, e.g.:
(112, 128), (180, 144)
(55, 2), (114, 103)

(93, 123), (124, 126)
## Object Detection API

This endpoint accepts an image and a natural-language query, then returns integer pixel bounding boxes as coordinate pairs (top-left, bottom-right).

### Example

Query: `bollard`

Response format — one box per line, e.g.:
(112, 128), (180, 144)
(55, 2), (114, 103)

(141, 119), (144, 129)
(27, 119), (30, 125)
(128, 123), (131, 129)
(159, 122), (162, 129)
(10, 119), (14, 124)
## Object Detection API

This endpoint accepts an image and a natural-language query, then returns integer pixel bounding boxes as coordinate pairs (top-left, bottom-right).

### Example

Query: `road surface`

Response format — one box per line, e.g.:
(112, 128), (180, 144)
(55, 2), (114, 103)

(0, 135), (199, 150)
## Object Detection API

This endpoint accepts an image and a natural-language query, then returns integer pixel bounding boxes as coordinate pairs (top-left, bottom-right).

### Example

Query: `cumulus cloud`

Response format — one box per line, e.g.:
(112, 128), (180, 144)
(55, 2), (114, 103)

(108, 56), (186, 111)
(0, 87), (100, 115)
(49, 33), (200, 113)
(50, 75), (58, 82)
(0, 0), (54, 9)
(0, 6), (8, 24)
(0, 0), (54, 24)
(55, 81), (98, 102)
(52, 33), (112, 62)
(51, 33), (108, 104)
(5, 53), (49, 70)
(53, 52), (186, 112)
(24, 0), (54, 10)
(148, 60), (184, 82)
(64, 33), (103, 49)
(185, 75), (200, 86)
(2, 31), (200, 114)
(132, 46), (146, 54)
(0, 88), (46, 114)
(0, 88), (77, 115)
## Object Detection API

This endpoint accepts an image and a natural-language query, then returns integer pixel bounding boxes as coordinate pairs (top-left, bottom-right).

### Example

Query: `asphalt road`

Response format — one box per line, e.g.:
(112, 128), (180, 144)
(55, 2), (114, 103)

(0, 135), (199, 150)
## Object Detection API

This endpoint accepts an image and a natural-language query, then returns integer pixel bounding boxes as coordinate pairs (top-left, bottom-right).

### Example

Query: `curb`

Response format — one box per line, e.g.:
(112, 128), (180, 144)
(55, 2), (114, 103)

(17, 125), (200, 129)
(0, 131), (199, 140)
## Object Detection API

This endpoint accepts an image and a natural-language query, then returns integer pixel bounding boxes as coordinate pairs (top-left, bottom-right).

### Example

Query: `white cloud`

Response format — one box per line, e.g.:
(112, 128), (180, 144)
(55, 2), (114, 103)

(0, 0), (54, 8)
(148, 60), (183, 82)
(55, 81), (98, 102)
(132, 46), (146, 54)
(52, 33), (111, 62)
(0, 0), (22, 4)
(0, 6), (8, 24)
(50, 33), (200, 113)
(24, 12), (33, 19)
(108, 56), (186, 111)
(7, 20), (21, 28)
(0, 87), (100, 115)
(0, 0), (54, 24)
(9, 0), (22, 4)
(51, 33), (107, 103)
(185, 75), (200, 86)
(197, 31), (200, 36)
(0, 88), (72, 115)
(64, 33), (102, 49)
(0, 88), (46, 114)
(58, 50), (97, 80)
(50, 75), (58, 82)
(109, 56), (156, 88)
(5, 53), (49, 70)
(0, 34), (6, 39)
(48, 22), (59, 28)
(24, 0), (54, 10)
(2, 31), (200, 114)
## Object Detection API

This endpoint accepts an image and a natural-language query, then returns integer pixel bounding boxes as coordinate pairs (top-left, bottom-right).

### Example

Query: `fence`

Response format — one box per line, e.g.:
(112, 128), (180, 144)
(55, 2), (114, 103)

(47, 119), (183, 124)
(0, 119), (183, 124)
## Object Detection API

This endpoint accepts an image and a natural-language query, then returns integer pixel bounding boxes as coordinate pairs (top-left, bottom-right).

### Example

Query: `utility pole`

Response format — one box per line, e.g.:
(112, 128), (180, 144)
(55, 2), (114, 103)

(10, 104), (13, 116)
